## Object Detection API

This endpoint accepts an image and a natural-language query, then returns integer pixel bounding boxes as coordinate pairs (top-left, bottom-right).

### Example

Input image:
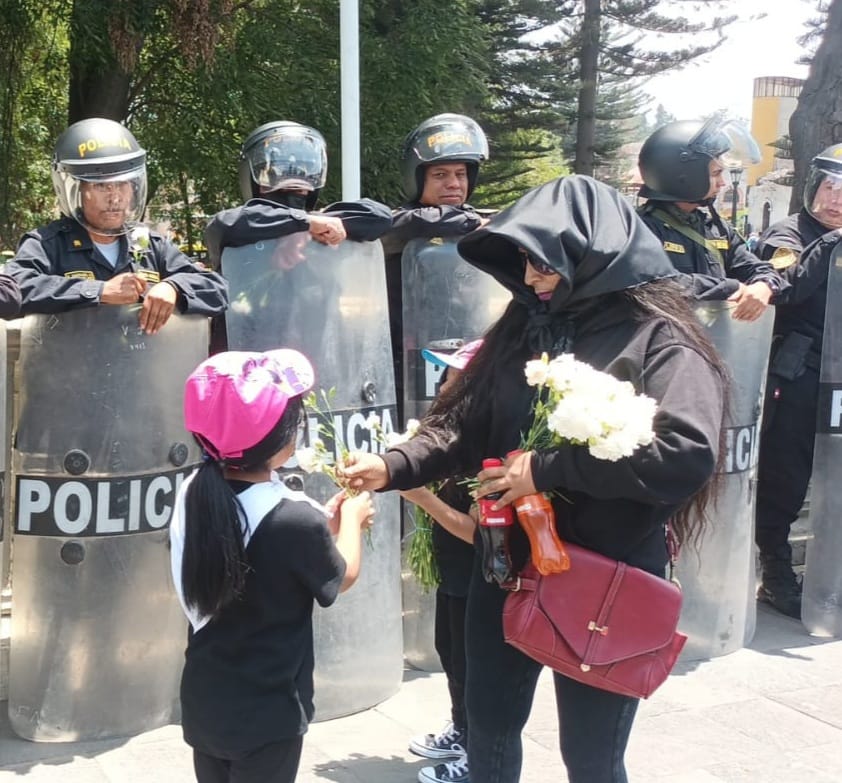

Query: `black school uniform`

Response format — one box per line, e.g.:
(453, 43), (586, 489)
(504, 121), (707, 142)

(170, 474), (346, 782)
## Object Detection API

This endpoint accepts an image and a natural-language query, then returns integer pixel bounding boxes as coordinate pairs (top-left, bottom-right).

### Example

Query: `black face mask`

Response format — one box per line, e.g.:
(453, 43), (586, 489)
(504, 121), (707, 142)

(266, 190), (309, 210)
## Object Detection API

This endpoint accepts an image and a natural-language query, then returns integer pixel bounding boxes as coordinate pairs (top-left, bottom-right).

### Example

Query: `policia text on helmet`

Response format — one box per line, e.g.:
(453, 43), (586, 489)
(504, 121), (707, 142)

(51, 117), (148, 238)
(400, 113), (489, 206)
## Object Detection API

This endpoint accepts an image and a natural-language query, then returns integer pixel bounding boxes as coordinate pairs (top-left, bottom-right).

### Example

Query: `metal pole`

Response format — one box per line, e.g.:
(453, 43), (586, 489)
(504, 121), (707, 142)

(729, 168), (742, 225)
(340, 0), (361, 200)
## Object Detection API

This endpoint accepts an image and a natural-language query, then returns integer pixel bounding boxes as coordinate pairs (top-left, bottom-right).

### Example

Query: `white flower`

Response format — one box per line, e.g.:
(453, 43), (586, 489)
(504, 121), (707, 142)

(130, 226), (150, 253)
(405, 418), (421, 437)
(295, 447), (324, 474)
(365, 412), (381, 431)
(384, 431), (411, 448)
(524, 353), (550, 386)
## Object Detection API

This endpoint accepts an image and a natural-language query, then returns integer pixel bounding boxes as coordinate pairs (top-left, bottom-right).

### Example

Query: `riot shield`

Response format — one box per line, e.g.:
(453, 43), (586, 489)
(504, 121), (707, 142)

(400, 238), (510, 670)
(802, 244), (842, 636)
(9, 308), (208, 741)
(0, 320), (8, 701)
(401, 237), (511, 422)
(222, 234), (403, 719)
(678, 303), (774, 660)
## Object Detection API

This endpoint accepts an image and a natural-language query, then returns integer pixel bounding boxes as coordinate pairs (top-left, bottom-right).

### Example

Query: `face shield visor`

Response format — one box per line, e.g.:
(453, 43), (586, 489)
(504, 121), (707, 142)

(52, 167), (147, 237)
(245, 129), (327, 194)
(805, 167), (842, 229)
(690, 119), (761, 169)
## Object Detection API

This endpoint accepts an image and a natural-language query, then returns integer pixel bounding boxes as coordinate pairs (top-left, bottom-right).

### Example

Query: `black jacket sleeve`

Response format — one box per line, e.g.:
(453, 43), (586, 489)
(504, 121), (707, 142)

(531, 342), (722, 507)
(322, 198), (393, 241)
(204, 200), (310, 268)
(721, 223), (787, 294)
(386, 204), (483, 247)
(767, 229), (842, 306)
(150, 236), (229, 316)
(0, 273), (21, 319)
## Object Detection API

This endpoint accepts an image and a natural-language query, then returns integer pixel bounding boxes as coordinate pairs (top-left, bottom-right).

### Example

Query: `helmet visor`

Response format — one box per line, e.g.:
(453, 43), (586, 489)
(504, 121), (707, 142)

(245, 129), (327, 193)
(53, 168), (147, 236)
(805, 169), (842, 229)
(690, 119), (761, 168)
(411, 121), (489, 164)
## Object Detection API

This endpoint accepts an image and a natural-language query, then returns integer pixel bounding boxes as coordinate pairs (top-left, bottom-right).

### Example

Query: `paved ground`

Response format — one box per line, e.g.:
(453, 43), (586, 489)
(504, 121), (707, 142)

(0, 602), (840, 782)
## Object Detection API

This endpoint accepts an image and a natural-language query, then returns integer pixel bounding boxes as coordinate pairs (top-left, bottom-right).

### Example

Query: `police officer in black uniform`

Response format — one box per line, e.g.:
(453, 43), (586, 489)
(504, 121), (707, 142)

(204, 121), (392, 268)
(637, 118), (786, 320)
(380, 113), (490, 422)
(753, 144), (842, 617)
(7, 118), (228, 334)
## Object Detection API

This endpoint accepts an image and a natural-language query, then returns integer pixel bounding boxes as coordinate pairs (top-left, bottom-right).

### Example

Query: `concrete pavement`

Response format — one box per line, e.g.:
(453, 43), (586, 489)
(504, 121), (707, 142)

(1, 602), (841, 781)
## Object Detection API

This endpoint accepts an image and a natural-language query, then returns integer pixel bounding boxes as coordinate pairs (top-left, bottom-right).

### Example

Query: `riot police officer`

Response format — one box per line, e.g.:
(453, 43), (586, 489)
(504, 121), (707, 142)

(203, 121), (392, 268)
(381, 113), (490, 423)
(637, 118), (786, 320)
(7, 118), (228, 334)
(753, 144), (842, 617)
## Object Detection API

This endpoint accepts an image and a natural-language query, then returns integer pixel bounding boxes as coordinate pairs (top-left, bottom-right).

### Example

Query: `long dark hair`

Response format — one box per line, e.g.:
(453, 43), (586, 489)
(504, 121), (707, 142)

(180, 396), (303, 618)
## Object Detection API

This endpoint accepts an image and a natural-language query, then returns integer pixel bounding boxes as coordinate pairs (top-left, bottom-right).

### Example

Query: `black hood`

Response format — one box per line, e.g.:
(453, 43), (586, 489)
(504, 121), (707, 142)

(457, 175), (677, 312)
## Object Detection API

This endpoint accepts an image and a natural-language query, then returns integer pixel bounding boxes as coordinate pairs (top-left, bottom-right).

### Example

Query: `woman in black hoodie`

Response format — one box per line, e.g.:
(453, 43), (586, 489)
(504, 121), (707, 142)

(342, 175), (729, 783)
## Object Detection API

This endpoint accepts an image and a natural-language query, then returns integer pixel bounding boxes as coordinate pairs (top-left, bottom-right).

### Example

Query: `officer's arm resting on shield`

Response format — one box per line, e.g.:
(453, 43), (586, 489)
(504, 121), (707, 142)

(321, 198), (393, 241)
(723, 234), (787, 321)
(0, 272), (21, 319)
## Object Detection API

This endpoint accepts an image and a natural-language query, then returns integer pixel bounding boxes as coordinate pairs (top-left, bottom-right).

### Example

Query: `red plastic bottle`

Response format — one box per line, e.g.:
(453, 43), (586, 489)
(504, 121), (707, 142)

(477, 458), (515, 584)
(507, 450), (570, 575)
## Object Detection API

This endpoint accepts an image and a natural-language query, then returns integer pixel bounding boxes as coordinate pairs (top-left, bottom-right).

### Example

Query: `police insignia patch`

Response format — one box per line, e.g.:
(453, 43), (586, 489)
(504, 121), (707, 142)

(771, 248), (798, 270)
(663, 241), (685, 253)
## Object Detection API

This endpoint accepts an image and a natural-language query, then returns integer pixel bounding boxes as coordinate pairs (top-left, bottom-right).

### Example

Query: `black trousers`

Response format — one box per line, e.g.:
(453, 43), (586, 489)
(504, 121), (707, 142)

(755, 368), (820, 559)
(435, 590), (468, 732)
(193, 737), (303, 783)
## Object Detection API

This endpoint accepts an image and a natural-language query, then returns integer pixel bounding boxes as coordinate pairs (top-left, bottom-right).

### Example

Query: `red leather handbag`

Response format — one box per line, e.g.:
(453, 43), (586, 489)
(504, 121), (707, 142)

(502, 541), (686, 699)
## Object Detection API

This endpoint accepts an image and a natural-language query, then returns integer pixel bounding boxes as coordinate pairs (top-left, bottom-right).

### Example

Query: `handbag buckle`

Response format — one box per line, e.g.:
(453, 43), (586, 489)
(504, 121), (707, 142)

(587, 620), (609, 636)
(501, 577), (522, 592)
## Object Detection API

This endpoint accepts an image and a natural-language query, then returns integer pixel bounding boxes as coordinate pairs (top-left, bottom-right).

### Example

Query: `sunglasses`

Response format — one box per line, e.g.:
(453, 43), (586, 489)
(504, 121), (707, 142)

(518, 248), (556, 276)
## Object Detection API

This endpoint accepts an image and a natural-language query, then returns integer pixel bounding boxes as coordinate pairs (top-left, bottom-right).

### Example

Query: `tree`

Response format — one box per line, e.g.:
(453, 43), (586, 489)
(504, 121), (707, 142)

(550, 0), (735, 175)
(788, 0), (840, 212)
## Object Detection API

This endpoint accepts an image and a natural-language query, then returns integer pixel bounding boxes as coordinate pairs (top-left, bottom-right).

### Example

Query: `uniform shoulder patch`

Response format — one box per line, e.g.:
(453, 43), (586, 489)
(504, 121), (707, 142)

(711, 239), (729, 250)
(663, 241), (685, 253)
(770, 248), (798, 270)
(64, 270), (95, 280)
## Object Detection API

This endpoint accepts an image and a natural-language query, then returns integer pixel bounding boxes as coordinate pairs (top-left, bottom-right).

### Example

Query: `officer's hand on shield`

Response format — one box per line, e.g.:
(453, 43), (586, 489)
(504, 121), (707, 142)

(728, 280), (772, 322)
(140, 280), (178, 334)
(338, 452), (390, 492)
(308, 214), (347, 246)
(100, 272), (147, 305)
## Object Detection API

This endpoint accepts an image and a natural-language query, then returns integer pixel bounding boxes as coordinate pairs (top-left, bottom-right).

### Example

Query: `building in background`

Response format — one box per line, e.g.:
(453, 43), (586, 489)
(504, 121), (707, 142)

(745, 76), (803, 234)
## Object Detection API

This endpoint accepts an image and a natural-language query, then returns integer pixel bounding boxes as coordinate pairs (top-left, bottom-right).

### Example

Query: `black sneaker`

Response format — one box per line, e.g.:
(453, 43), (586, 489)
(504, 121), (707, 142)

(418, 756), (469, 783)
(757, 570), (802, 619)
(409, 721), (467, 760)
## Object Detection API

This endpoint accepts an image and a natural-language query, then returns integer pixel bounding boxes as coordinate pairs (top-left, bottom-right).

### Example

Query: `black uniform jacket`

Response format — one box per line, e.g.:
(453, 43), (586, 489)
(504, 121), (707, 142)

(0, 275), (21, 319)
(758, 209), (842, 354)
(380, 201), (484, 259)
(382, 176), (724, 575)
(8, 217), (229, 316)
(204, 197), (393, 269)
(638, 201), (785, 301)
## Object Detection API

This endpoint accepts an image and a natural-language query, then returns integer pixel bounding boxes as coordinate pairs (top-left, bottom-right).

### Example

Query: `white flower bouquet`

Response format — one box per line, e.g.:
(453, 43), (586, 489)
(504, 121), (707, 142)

(521, 353), (657, 461)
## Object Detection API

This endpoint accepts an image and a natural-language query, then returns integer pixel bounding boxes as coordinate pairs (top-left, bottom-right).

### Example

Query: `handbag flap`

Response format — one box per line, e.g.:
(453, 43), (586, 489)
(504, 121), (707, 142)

(526, 542), (682, 666)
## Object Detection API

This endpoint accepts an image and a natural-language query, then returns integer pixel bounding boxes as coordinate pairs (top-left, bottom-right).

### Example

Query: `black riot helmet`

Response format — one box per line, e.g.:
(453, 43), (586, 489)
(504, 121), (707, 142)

(803, 143), (842, 229)
(400, 113), (489, 203)
(238, 121), (328, 210)
(51, 118), (147, 236)
(638, 118), (760, 203)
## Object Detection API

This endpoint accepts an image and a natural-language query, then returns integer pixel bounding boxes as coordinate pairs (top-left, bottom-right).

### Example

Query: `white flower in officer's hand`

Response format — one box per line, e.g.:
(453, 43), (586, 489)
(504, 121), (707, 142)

(130, 226), (151, 253)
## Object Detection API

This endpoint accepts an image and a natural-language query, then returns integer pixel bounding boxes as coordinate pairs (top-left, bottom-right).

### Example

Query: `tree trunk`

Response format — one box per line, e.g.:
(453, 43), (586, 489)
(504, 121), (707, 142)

(573, 0), (601, 175)
(788, 0), (842, 213)
(67, 0), (132, 123)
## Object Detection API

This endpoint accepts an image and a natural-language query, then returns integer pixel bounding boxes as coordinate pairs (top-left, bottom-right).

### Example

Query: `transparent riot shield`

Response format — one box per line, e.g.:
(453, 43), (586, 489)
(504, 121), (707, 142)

(0, 320), (8, 701)
(802, 244), (842, 636)
(400, 238), (510, 670)
(678, 303), (774, 660)
(222, 234), (402, 719)
(9, 308), (208, 741)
